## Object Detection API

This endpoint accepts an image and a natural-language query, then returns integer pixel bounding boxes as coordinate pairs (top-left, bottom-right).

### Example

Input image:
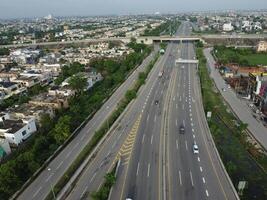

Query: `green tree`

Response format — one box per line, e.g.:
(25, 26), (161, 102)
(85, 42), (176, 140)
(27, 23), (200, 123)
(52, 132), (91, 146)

(0, 48), (10, 56)
(53, 115), (71, 144)
(68, 75), (87, 94)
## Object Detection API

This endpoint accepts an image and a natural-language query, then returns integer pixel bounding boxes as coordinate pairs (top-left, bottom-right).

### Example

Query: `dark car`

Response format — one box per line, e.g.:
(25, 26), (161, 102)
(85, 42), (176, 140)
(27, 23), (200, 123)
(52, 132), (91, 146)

(179, 125), (185, 134)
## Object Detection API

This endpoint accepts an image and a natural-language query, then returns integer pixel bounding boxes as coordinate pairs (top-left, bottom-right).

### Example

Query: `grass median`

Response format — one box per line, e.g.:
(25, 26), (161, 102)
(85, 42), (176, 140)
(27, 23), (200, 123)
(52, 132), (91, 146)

(197, 47), (267, 200)
(45, 53), (160, 200)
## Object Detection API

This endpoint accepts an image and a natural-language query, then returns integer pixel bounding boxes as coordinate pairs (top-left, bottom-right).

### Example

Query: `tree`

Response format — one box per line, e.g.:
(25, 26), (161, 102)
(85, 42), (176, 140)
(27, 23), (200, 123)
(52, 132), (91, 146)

(40, 113), (54, 134)
(0, 48), (10, 56)
(53, 115), (71, 144)
(68, 75), (87, 94)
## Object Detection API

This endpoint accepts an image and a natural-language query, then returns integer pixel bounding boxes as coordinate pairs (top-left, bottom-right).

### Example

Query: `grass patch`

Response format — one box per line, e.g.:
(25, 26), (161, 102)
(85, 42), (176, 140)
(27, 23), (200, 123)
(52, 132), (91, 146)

(214, 45), (267, 66)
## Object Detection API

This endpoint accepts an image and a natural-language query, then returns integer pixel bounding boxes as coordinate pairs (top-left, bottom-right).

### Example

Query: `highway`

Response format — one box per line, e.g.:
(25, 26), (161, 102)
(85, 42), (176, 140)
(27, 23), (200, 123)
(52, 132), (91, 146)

(62, 23), (188, 200)
(16, 46), (156, 200)
(111, 22), (238, 200)
(204, 48), (267, 150)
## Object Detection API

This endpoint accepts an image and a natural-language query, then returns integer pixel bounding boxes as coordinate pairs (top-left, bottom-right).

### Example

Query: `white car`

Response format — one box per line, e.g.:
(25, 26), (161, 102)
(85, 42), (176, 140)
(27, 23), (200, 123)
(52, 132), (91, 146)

(193, 144), (199, 154)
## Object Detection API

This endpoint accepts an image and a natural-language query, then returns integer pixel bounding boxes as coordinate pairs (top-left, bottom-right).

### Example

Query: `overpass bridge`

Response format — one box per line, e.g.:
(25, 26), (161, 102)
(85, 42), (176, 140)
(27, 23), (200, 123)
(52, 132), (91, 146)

(136, 36), (201, 44)
(1, 34), (266, 48)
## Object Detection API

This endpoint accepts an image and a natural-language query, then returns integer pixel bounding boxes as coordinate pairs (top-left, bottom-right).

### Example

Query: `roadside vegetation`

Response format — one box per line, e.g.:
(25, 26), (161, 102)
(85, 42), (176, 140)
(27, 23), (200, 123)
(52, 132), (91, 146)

(197, 46), (267, 200)
(0, 41), (152, 200)
(90, 170), (116, 200)
(213, 45), (267, 66)
(142, 19), (180, 36)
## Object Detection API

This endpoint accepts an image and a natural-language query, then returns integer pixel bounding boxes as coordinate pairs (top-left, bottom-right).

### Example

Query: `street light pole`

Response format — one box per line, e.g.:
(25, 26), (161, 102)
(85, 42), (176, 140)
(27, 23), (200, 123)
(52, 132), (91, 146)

(47, 168), (56, 200)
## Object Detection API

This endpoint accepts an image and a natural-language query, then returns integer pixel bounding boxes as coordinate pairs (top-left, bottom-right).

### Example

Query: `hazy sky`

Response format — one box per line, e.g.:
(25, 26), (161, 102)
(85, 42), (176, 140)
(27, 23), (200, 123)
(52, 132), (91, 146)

(0, 0), (266, 19)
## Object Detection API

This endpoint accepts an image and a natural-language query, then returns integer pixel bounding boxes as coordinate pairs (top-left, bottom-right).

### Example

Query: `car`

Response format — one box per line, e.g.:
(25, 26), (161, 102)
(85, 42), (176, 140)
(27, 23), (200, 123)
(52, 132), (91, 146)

(193, 144), (199, 154)
(227, 84), (231, 89)
(155, 100), (159, 105)
(179, 125), (185, 134)
(222, 88), (226, 92)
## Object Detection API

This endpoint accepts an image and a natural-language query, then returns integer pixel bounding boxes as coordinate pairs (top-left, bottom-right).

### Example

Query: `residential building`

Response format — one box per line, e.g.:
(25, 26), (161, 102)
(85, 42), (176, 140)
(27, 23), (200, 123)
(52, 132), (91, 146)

(256, 41), (267, 52)
(0, 112), (37, 146)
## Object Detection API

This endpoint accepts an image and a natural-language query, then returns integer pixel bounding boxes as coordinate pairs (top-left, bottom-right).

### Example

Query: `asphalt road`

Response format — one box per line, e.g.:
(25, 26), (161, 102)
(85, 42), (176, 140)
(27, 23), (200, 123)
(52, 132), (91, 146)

(63, 42), (169, 200)
(16, 46), (156, 200)
(204, 48), (267, 150)
(112, 22), (238, 200)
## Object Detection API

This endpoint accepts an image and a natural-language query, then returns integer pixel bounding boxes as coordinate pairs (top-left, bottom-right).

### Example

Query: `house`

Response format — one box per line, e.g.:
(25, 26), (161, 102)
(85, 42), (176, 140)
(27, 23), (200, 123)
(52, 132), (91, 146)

(48, 85), (75, 97)
(256, 41), (267, 52)
(0, 81), (20, 95)
(11, 103), (55, 124)
(29, 93), (70, 109)
(223, 23), (234, 32)
(0, 112), (37, 146)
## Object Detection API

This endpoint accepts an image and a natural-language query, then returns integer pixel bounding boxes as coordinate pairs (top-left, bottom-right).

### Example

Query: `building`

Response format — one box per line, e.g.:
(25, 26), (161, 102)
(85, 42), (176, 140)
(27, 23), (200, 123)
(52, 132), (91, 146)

(29, 93), (70, 109)
(223, 23), (234, 32)
(0, 113), (37, 146)
(256, 41), (267, 52)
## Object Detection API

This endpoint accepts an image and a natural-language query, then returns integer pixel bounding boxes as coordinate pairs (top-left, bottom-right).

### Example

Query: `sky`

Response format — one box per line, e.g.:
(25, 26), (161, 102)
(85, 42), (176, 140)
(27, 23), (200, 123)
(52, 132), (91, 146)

(0, 0), (266, 19)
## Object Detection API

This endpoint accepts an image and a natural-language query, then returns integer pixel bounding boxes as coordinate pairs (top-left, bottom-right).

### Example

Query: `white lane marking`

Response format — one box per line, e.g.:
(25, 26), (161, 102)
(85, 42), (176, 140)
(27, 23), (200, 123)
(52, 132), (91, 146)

(142, 134), (145, 144)
(182, 104), (184, 110)
(45, 174), (52, 182)
(192, 128), (194, 132)
(180, 96), (182, 101)
(154, 115), (157, 122)
(191, 123), (194, 127)
(190, 171), (194, 187)
(179, 170), (182, 185)
(200, 166), (203, 172)
(80, 186), (88, 198)
(183, 120), (185, 126)
(112, 141), (116, 149)
(173, 97), (175, 101)
(176, 140), (179, 149)
(189, 109), (192, 112)
(151, 135), (154, 144)
(107, 150), (111, 157)
(206, 190), (209, 197)
(176, 104), (178, 109)
(189, 104), (191, 108)
(161, 90), (163, 95)
(193, 134), (195, 139)
(202, 177), (206, 184)
(198, 157), (200, 162)
(33, 186), (42, 197)
(147, 114), (150, 121)
(176, 119), (178, 126)
(65, 151), (72, 159)
(190, 118), (193, 121)
(136, 162), (140, 176)
(56, 161), (63, 170)
(74, 142), (79, 149)
(90, 172), (97, 183)
(80, 134), (86, 141)
(185, 140), (188, 150)
(147, 163), (150, 177)
(190, 113), (192, 117)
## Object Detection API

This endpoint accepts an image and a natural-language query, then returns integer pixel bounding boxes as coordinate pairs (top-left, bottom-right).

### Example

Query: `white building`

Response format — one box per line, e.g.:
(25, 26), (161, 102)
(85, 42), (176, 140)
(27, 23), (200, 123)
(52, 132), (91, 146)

(256, 41), (267, 52)
(0, 113), (37, 146)
(223, 23), (234, 32)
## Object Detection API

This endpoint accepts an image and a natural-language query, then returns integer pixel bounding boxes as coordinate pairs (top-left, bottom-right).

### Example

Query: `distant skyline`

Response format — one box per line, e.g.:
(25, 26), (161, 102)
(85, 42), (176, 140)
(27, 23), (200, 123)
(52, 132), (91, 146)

(0, 0), (266, 19)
